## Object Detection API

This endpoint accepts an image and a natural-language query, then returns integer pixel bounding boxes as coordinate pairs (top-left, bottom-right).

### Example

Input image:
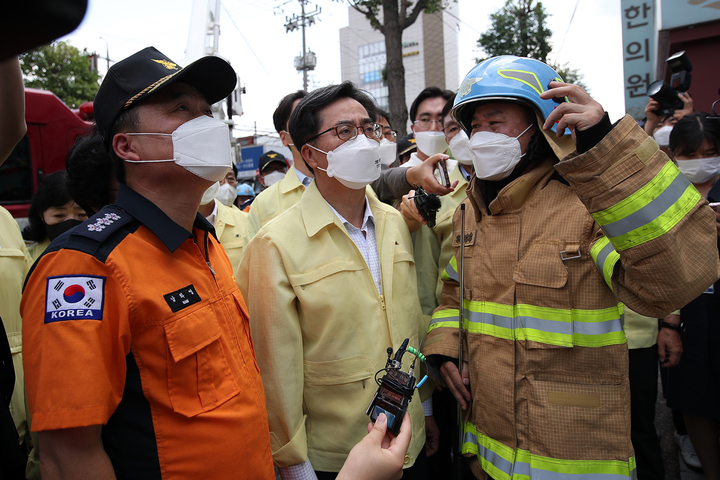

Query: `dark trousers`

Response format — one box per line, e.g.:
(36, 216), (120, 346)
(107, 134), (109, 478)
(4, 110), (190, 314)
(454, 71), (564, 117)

(629, 346), (665, 480)
(316, 443), (429, 480)
(426, 389), (475, 480)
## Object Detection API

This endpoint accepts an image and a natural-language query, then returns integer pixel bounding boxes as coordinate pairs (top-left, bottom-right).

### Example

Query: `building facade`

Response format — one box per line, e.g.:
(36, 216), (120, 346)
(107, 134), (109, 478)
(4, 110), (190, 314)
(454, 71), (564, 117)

(339, 5), (459, 126)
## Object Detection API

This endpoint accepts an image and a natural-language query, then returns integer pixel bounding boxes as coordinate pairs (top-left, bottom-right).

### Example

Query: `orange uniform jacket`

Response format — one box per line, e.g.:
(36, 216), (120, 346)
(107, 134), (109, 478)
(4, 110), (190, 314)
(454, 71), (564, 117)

(22, 185), (273, 480)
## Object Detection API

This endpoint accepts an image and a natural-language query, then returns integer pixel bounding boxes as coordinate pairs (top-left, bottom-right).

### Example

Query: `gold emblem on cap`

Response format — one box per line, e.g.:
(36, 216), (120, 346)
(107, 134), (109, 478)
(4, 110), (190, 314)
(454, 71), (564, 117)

(152, 59), (180, 70)
(409, 139), (416, 144)
(268, 153), (277, 159)
(459, 77), (483, 97)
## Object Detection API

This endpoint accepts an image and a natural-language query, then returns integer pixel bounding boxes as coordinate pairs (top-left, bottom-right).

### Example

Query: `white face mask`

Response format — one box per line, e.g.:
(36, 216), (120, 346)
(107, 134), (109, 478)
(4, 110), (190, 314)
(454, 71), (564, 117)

(469, 124), (533, 181)
(653, 125), (673, 147)
(414, 131), (448, 156)
(200, 181), (220, 205)
(309, 134), (381, 190)
(448, 130), (472, 166)
(124, 115), (232, 182)
(676, 156), (720, 184)
(215, 183), (237, 206)
(379, 138), (396, 166)
(262, 170), (286, 187)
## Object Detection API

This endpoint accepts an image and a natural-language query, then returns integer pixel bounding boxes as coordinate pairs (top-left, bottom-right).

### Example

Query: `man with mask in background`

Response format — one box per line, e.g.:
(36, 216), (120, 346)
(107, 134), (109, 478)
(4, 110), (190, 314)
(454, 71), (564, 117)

(237, 81), (429, 480)
(375, 107), (398, 169)
(257, 150), (290, 190)
(197, 176), (249, 272)
(400, 94), (475, 477)
(402, 87), (454, 170)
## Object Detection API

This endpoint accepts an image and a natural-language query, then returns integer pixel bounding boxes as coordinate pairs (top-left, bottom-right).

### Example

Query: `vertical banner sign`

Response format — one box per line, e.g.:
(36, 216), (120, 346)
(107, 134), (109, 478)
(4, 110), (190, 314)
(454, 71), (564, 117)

(621, 0), (656, 121)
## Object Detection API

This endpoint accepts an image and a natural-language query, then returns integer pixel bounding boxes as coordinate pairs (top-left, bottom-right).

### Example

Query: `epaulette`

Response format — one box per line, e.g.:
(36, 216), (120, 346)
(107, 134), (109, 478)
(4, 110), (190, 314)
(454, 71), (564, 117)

(24, 206), (137, 290)
(72, 206), (134, 243)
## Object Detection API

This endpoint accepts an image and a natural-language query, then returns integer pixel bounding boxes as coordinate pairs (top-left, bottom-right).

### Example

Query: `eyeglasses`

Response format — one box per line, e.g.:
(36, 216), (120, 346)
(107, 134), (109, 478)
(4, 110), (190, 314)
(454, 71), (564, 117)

(442, 124), (461, 135)
(308, 123), (383, 143)
(383, 128), (398, 141)
(414, 118), (443, 129)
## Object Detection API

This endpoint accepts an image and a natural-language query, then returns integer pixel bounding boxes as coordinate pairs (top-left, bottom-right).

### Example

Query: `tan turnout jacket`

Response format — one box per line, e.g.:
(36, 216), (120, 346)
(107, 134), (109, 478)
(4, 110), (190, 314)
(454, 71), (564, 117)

(424, 115), (720, 480)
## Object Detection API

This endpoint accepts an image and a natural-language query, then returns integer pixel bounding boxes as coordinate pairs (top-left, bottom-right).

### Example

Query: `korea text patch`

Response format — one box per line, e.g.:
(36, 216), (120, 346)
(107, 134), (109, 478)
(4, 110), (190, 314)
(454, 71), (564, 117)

(45, 275), (106, 323)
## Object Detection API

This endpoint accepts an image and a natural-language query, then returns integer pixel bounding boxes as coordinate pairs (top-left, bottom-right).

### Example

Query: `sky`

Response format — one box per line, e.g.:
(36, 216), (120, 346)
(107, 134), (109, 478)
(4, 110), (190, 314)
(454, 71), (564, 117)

(61, 0), (626, 139)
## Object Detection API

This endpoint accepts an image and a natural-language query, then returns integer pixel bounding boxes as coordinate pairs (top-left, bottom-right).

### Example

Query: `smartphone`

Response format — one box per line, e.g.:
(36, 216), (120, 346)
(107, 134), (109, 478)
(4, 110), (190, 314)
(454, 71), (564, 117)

(436, 158), (451, 188)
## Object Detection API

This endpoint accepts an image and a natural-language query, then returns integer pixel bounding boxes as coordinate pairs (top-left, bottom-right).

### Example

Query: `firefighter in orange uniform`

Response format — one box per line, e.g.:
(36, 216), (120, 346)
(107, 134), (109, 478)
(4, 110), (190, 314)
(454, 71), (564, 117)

(21, 47), (274, 480)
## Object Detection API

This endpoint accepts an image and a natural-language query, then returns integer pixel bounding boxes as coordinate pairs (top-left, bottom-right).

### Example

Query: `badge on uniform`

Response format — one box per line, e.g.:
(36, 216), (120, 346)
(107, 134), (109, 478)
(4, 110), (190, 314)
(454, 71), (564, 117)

(164, 284), (201, 313)
(45, 275), (106, 323)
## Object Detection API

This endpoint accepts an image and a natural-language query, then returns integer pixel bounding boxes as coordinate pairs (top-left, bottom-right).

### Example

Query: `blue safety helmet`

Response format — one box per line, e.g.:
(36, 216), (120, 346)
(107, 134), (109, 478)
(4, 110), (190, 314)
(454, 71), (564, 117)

(452, 56), (570, 136)
(236, 184), (255, 197)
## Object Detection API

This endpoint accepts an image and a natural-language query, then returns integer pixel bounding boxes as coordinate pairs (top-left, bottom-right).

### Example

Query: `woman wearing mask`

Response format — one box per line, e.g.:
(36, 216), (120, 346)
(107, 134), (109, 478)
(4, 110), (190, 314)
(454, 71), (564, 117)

(22, 170), (87, 261)
(665, 112), (720, 479)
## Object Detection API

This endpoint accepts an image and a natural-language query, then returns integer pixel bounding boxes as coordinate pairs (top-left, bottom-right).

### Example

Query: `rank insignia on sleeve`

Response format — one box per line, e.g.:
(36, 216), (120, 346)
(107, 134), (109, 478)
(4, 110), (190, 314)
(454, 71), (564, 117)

(45, 275), (106, 323)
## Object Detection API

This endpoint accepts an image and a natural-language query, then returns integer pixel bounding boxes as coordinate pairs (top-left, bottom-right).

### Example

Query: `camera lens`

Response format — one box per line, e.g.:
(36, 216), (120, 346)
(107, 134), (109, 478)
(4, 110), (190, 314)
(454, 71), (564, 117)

(647, 80), (680, 108)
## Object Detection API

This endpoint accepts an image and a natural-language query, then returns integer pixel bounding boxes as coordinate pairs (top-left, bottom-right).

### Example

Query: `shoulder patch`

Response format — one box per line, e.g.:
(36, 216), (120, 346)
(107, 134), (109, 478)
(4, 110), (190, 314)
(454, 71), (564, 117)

(72, 208), (133, 243)
(45, 275), (106, 323)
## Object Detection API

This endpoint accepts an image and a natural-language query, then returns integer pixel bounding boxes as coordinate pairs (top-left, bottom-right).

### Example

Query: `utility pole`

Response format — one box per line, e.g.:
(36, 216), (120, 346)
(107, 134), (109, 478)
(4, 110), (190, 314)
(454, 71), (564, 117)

(284, 0), (321, 91)
(99, 37), (110, 70)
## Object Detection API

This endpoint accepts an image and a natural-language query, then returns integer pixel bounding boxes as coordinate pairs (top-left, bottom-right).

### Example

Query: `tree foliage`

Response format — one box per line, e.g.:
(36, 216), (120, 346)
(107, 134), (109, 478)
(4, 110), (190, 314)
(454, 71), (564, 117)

(478, 0), (552, 63)
(476, 0), (587, 91)
(20, 41), (100, 109)
(343, 0), (450, 137)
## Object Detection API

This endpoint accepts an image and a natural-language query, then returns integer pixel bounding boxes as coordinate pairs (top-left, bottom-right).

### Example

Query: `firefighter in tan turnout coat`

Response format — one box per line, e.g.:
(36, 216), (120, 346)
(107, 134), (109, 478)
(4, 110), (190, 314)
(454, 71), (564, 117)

(423, 56), (720, 480)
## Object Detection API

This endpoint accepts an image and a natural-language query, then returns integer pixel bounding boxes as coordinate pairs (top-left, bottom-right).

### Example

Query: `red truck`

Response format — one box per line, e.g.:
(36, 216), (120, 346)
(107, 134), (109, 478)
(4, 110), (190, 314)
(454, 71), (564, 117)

(0, 88), (94, 219)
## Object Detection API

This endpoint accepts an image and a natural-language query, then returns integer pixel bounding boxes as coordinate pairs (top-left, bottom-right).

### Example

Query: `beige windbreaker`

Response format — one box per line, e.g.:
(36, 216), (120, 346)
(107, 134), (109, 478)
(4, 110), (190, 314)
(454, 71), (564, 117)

(237, 182), (426, 472)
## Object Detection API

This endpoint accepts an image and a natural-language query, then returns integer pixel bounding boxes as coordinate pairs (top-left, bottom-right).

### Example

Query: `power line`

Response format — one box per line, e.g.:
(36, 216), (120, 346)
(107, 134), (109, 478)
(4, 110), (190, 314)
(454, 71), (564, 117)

(554, 0), (581, 65)
(221, 3), (270, 75)
(442, 7), (482, 36)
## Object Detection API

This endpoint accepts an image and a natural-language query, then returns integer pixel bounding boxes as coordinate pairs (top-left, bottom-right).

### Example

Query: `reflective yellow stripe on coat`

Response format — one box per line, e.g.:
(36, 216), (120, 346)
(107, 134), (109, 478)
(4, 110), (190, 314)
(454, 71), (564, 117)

(590, 237), (621, 289)
(590, 161), (699, 252)
(429, 300), (625, 348)
(462, 423), (637, 480)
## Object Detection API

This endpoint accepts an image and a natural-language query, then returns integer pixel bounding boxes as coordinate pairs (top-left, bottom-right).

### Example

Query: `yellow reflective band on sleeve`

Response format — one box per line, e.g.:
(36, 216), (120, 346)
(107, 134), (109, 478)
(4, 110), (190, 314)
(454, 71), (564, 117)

(463, 422), (637, 480)
(441, 255), (459, 282)
(462, 301), (626, 347)
(591, 162), (700, 251)
(590, 236), (621, 289)
(428, 308), (461, 333)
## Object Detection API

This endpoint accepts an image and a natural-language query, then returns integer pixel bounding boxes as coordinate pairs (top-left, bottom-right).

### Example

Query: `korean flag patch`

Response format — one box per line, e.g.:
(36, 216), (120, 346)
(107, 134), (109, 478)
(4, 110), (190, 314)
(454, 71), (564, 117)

(45, 275), (106, 323)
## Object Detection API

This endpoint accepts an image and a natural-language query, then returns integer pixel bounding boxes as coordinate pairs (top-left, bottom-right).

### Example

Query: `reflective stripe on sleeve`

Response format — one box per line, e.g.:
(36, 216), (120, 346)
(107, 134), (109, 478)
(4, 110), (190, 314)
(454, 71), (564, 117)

(441, 255), (459, 282)
(462, 423), (637, 480)
(428, 301), (626, 347)
(590, 237), (621, 289)
(590, 162), (699, 251)
(428, 308), (461, 333)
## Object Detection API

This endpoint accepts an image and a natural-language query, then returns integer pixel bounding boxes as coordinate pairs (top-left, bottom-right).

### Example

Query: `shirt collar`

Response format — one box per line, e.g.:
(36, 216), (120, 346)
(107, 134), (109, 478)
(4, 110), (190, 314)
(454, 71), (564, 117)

(325, 195), (375, 232)
(294, 166), (313, 187)
(458, 164), (472, 181)
(115, 184), (215, 253)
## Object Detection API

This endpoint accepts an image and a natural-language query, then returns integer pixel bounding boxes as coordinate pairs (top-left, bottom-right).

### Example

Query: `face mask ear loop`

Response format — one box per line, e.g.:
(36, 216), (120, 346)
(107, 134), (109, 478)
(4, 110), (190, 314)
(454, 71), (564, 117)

(305, 143), (330, 173)
(516, 124), (533, 140)
(123, 132), (174, 164)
